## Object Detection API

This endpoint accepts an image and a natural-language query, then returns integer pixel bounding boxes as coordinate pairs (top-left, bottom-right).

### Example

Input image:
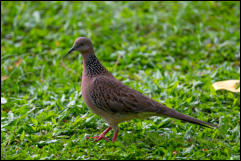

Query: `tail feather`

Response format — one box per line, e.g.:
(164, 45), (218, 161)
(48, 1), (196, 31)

(158, 105), (217, 128)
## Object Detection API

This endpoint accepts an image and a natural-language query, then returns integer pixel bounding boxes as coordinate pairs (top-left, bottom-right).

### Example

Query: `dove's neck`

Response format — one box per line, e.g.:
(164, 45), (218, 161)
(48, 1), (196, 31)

(82, 53), (108, 77)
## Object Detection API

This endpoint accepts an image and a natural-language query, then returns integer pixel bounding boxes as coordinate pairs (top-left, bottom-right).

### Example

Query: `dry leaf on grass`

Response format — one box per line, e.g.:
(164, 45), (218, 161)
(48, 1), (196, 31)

(1, 76), (9, 81)
(15, 58), (22, 67)
(8, 65), (13, 71)
(212, 80), (240, 93)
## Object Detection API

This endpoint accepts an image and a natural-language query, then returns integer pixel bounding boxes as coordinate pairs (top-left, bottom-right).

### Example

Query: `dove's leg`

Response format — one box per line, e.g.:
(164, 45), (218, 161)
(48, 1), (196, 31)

(112, 128), (119, 142)
(88, 126), (112, 142)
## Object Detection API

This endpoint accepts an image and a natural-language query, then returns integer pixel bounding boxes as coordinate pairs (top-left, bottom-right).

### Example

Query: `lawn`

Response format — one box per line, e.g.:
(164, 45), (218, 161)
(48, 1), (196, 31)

(1, 1), (240, 160)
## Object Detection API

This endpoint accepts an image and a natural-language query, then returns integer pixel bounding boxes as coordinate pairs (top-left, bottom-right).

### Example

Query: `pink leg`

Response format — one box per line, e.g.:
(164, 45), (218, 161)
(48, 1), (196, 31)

(87, 126), (112, 142)
(112, 128), (119, 142)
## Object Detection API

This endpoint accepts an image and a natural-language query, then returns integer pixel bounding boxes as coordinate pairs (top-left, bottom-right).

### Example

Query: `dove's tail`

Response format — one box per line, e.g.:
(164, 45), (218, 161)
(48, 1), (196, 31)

(157, 105), (217, 128)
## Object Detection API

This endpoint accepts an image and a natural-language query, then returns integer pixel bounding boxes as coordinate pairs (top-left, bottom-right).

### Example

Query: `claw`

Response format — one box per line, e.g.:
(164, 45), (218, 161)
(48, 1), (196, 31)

(86, 126), (112, 142)
(87, 135), (109, 142)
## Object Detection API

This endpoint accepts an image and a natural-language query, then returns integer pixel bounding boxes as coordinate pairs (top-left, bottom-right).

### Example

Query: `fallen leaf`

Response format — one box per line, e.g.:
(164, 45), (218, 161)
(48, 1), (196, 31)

(63, 120), (67, 123)
(8, 65), (13, 71)
(202, 148), (208, 152)
(212, 80), (240, 93)
(15, 58), (22, 67)
(173, 151), (178, 155)
(187, 138), (191, 143)
(206, 43), (212, 48)
(1, 76), (9, 81)
(56, 41), (60, 47)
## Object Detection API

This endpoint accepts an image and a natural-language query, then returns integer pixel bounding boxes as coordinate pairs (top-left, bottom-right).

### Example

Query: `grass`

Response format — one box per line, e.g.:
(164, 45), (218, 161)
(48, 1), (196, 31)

(1, 1), (240, 160)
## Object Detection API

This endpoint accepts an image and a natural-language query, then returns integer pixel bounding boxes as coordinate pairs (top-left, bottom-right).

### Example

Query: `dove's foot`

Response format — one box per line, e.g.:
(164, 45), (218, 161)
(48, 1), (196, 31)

(87, 126), (112, 142)
(90, 135), (109, 142)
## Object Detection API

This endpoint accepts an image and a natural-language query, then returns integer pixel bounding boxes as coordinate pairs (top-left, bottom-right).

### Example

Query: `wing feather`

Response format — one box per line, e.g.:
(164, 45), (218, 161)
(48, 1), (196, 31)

(89, 76), (159, 114)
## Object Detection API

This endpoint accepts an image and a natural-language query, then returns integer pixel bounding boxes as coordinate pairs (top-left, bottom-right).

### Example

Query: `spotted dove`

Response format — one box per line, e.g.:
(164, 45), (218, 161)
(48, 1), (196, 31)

(65, 37), (216, 142)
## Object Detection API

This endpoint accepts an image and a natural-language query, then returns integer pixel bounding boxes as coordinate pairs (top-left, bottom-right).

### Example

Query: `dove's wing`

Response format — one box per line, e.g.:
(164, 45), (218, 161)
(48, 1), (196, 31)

(89, 76), (162, 114)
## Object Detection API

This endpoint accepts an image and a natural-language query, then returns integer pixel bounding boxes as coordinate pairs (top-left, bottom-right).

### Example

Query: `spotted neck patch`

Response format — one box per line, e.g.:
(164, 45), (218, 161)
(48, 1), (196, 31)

(85, 54), (108, 77)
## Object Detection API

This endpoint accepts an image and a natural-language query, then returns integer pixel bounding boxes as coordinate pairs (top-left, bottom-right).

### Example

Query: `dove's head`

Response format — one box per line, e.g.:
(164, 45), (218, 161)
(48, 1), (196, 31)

(66, 37), (94, 56)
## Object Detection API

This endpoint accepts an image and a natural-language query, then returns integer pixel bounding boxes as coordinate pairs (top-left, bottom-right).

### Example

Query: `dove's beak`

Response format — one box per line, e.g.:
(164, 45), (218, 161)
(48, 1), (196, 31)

(63, 47), (75, 58)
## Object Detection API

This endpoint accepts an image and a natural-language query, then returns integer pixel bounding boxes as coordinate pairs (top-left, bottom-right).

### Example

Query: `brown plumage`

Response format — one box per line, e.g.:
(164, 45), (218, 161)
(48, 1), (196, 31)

(65, 37), (216, 142)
